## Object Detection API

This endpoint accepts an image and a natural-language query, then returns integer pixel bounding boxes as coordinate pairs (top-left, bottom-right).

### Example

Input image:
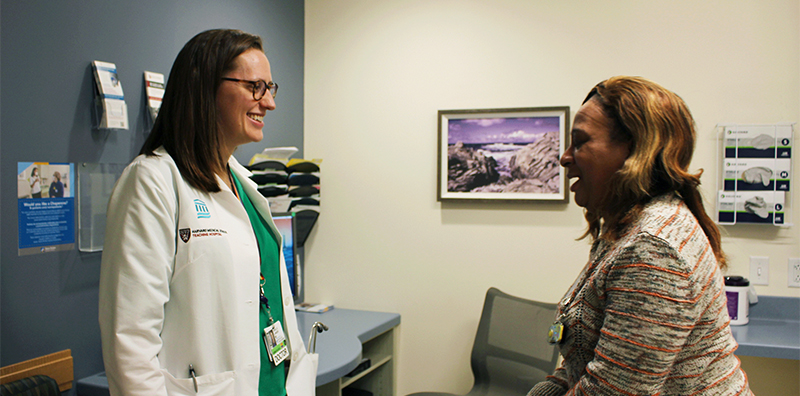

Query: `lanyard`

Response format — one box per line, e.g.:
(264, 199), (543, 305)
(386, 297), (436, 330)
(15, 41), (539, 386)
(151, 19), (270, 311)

(260, 272), (289, 366)
(227, 166), (241, 201)
(260, 273), (275, 325)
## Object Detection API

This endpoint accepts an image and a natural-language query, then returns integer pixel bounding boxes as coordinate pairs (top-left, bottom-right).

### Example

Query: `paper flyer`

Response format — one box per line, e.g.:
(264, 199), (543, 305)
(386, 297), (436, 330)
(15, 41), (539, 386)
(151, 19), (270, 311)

(17, 162), (76, 255)
(144, 71), (165, 123)
(93, 60), (129, 129)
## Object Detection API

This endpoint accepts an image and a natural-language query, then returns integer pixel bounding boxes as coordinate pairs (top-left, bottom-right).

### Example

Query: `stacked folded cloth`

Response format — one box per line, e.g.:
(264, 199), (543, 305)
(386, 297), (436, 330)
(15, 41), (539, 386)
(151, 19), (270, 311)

(247, 147), (320, 214)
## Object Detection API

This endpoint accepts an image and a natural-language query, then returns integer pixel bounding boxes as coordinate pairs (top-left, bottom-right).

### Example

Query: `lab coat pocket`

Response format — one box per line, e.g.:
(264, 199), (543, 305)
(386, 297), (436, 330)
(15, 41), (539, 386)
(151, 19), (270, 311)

(286, 352), (319, 396)
(162, 369), (236, 396)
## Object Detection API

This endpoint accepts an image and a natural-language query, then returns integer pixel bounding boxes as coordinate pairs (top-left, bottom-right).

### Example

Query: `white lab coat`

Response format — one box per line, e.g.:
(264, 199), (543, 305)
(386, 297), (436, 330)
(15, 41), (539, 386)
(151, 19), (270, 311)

(99, 147), (317, 396)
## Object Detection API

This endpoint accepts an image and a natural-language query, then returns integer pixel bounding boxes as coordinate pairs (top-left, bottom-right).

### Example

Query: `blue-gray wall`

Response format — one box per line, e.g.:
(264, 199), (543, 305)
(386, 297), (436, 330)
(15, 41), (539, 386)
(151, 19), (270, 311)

(0, 0), (304, 385)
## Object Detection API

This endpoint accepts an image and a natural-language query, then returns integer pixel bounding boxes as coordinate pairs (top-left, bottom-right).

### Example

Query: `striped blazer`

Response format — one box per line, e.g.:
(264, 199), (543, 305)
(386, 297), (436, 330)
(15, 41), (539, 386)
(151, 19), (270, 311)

(529, 194), (752, 396)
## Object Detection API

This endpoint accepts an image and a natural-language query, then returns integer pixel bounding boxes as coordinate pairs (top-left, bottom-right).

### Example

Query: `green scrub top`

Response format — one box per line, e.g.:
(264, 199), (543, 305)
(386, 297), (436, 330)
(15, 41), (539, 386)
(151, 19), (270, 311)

(231, 172), (286, 396)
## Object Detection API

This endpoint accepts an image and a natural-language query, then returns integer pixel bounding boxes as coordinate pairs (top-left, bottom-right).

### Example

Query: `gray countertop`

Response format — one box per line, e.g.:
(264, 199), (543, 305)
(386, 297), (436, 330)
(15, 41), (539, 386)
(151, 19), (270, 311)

(76, 308), (401, 395)
(296, 308), (401, 385)
(730, 296), (799, 360)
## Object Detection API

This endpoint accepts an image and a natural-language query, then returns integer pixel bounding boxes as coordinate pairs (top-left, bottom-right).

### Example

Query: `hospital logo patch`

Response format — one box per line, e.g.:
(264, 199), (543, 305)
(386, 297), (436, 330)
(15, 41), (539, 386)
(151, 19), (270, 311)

(190, 228), (227, 238)
(179, 228), (191, 243)
(194, 199), (211, 219)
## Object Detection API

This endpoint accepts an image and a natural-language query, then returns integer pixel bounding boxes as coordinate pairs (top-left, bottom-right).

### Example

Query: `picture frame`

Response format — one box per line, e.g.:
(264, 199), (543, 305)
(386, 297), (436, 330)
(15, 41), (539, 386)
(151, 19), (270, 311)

(437, 106), (570, 202)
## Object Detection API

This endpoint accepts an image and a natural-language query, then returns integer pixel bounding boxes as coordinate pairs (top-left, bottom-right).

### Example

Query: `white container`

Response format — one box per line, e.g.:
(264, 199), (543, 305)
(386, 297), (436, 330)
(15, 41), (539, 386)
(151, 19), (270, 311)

(724, 276), (758, 326)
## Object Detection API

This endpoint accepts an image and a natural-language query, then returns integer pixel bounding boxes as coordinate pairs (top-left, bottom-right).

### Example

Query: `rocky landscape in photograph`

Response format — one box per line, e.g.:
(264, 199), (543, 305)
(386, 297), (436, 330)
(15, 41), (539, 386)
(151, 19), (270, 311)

(447, 131), (560, 194)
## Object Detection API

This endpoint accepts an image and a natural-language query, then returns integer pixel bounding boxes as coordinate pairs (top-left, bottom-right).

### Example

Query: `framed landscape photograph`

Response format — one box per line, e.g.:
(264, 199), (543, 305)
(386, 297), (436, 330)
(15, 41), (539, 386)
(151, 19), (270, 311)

(437, 106), (570, 202)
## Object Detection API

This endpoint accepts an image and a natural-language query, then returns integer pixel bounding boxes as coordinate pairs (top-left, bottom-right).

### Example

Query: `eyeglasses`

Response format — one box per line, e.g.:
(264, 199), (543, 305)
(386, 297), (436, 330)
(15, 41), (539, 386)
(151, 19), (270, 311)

(221, 77), (278, 100)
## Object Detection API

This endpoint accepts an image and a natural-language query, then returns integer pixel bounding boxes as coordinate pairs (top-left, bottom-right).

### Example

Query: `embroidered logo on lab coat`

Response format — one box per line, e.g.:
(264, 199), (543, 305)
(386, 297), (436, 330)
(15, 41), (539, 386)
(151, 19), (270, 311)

(178, 228), (227, 243)
(179, 228), (191, 243)
(191, 229), (227, 238)
(194, 199), (210, 219)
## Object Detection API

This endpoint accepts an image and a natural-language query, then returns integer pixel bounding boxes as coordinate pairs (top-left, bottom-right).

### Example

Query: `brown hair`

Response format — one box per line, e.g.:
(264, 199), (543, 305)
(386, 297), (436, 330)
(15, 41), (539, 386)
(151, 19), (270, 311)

(140, 29), (264, 192)
(582, 76), (726, 268)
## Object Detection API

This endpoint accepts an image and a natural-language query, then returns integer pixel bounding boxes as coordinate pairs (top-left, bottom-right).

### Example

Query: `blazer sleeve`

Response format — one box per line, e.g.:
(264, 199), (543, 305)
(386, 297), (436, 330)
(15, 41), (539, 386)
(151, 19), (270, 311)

(566, 235), (706, 395)
(98, 160), (177, 396)
(528, 365), (569, 396)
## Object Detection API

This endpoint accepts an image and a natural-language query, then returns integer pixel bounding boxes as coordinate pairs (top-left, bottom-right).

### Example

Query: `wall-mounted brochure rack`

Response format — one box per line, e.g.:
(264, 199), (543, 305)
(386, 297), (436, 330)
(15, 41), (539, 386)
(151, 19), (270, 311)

(716, 123), (794, 226)
(77, 163), (127, 252)
(91, 60), (129, 130)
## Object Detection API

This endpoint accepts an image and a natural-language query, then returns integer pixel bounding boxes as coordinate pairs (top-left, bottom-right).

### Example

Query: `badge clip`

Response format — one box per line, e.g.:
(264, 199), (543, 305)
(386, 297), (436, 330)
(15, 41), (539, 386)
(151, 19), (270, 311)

(547, 321), (564, 345)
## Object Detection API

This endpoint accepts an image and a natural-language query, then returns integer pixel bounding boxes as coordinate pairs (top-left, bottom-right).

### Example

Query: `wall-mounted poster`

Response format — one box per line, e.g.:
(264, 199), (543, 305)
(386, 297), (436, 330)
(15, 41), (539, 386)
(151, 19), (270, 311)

(17, 162), (76, 255)
(437, 107), (570, 202)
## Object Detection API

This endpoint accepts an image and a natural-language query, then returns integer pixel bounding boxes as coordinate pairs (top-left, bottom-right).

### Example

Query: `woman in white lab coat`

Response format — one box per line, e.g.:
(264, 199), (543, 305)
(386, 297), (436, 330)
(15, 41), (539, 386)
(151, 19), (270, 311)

(99, 29), (317, 396)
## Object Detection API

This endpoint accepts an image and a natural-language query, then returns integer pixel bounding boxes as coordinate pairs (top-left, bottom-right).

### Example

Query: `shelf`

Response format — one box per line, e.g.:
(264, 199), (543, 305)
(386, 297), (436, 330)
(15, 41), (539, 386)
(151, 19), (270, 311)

(341, 355), (391, 388)
(302, 309), (400, 396)
(339, 327), (395, 395)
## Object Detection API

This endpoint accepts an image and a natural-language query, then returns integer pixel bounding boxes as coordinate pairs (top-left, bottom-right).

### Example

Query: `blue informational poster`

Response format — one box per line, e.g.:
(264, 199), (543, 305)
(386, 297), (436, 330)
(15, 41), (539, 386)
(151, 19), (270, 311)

(17, 162), (76, 255)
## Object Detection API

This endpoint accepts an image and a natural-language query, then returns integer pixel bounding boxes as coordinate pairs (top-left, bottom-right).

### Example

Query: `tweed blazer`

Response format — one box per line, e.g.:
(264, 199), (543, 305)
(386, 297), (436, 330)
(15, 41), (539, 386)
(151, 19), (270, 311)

(529, 194), (752, 396)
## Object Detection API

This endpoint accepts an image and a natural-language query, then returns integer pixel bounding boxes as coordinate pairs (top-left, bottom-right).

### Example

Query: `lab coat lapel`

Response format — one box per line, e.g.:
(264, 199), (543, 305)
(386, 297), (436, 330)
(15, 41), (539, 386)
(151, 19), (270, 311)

(228, 158), (307, 357)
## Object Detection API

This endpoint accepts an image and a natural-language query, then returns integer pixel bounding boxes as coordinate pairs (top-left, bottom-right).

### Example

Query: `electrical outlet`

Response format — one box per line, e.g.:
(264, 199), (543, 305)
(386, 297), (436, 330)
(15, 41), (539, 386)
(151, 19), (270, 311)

(789, 258), (800, 288)
(749, 256), (769, 285)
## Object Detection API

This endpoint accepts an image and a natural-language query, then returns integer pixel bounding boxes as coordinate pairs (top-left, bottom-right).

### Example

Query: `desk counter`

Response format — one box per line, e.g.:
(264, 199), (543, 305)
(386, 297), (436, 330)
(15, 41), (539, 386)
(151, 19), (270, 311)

(76, 308), (401, 395)
(730, 296), (799, 360)
(296, 308), (401, 385)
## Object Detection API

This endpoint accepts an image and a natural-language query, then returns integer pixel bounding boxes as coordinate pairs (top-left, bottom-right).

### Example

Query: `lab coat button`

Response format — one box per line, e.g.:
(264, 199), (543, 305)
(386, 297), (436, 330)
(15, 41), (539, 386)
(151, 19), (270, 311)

(246, 300), (253, 304)
(284, 296), (291, 305)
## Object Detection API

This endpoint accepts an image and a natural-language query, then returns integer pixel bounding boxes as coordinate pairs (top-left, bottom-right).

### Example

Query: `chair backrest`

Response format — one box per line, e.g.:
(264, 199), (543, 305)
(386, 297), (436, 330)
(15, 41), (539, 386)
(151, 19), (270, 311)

(469, 287), (559, 396)
(0, 375), (60, 396)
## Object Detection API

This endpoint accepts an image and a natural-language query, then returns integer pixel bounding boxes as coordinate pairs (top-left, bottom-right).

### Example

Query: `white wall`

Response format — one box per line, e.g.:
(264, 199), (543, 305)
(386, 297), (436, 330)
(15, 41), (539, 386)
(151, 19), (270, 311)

(304, 1), (800, 394)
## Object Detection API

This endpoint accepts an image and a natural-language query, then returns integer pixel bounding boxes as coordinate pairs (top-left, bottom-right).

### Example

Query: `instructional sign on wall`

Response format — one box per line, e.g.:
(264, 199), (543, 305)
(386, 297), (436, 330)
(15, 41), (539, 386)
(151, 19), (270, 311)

(17, 162), (76, 255)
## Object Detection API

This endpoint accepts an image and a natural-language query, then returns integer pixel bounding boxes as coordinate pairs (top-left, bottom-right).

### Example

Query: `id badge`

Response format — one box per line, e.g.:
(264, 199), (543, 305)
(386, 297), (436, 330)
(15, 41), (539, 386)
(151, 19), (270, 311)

(547, 321), (564, 345)
(263, 321), (289, 366)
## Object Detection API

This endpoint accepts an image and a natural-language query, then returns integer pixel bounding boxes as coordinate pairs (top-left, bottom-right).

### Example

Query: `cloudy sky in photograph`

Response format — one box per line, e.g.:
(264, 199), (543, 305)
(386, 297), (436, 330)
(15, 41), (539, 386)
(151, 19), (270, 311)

(447, 116), (560, 144)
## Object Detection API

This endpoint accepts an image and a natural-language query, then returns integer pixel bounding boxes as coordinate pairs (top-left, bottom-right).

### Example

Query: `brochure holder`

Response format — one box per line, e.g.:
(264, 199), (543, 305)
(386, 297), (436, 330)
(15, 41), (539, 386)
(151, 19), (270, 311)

(716, 123), (794, 226)
(91, 60), (129, 130)
(77, 163), (127, 252)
